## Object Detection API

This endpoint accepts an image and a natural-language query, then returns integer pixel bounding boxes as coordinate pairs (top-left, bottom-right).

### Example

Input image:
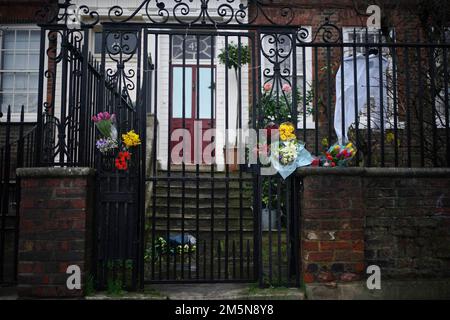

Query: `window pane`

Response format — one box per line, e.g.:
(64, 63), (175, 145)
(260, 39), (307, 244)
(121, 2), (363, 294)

(28, 53), (39, 68)
(1, 73), (14, 90)
(29, 31), (40, 49)
(15, 30), (29, 49)
(3, 53), (15, 70)
(28, 94), (37, 112)
(172, 67), (192, 118)
(29, 73), (39, 90)
(15, 73), (27, 90)
(1, 93), (13, 109)
(14, 94), (27, 109)
(198, 68), (213, 119)
(3, 31), (15, 49)
(14, 53), (27, 70)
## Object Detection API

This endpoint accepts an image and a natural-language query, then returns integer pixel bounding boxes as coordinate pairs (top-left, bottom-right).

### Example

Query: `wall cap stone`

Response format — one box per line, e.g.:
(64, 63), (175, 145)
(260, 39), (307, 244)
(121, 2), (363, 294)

(16, 167), (95, 178)
(296, 167), (450, 177)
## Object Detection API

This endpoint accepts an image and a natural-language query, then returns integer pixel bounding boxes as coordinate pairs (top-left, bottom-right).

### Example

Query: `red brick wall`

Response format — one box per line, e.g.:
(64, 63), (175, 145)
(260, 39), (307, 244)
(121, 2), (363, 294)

(299, 168), (450, 284)
(301, 174), (365, 283)
(16, 168), (94, 298)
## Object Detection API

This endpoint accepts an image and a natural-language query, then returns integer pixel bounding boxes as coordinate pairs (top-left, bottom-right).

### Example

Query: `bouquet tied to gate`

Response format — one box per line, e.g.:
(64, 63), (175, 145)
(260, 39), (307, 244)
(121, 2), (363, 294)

(92, 111), (118, 154)
(270, 122), (314, 179)
(92, 111), (141, 171)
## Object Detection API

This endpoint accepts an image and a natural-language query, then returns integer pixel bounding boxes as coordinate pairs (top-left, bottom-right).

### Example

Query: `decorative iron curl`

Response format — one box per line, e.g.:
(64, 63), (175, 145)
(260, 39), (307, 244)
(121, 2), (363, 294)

(311, 18), (342, 43)
(35, 0), (99, 27)
(105, 0), (296, 26)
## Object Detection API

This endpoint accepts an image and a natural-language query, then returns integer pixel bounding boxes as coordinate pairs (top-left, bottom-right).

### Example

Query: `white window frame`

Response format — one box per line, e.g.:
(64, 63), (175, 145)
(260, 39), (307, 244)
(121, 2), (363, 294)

(260, 27), (314, 128)
(0, 24), (40, 122)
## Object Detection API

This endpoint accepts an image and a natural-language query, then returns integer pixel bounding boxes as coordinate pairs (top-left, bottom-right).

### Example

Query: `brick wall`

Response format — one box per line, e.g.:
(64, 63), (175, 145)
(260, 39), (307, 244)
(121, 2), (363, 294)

(16, 168), (95, 298)
(298, 168), (450, 284)
(365, 176), (450, 279)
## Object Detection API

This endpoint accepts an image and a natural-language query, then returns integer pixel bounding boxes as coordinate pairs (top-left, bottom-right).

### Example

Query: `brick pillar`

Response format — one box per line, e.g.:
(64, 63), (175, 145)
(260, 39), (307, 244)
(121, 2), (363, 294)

(16, 168), (95, 298)
(300, 170), (365, 284)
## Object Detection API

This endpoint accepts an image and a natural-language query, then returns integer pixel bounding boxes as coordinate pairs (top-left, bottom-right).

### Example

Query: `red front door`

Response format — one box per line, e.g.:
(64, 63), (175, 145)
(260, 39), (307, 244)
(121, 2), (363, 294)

(170, 65), (215, 164)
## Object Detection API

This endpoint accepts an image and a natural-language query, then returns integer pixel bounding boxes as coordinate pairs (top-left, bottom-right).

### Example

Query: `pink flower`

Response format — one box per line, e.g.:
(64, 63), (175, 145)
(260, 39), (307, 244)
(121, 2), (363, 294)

(98, 112), (104, 120)
(263, 82), (272, 92)
(103, 112), (110, 120)
(91, 115), (98, 122)
(282, 84), (292, 93)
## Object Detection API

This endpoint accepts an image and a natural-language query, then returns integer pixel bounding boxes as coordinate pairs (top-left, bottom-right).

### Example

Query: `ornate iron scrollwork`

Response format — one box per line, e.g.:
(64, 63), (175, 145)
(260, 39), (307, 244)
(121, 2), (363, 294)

(107, 0), (294, 26)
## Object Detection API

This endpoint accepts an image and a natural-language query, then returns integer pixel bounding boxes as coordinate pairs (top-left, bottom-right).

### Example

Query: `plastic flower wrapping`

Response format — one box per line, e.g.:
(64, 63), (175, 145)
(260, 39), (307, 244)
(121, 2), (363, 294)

(270, 122), (314, 179)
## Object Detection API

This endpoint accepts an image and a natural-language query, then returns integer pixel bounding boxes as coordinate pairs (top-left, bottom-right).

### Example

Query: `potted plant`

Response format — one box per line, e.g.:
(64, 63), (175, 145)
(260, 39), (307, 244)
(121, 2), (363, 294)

(218, 42), (251, 171)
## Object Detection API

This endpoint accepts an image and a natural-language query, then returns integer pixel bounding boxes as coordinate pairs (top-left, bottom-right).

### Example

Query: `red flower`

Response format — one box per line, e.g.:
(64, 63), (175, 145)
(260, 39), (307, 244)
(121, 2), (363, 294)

(331, 162), (336, 167)
(115, 151), (131, 171)
(311, 158), (320, 167)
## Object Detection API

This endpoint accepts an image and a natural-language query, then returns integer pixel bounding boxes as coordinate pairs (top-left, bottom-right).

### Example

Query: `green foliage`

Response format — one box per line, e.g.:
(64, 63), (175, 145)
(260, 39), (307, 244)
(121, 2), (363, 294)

(106, 278), (124, 296)
(218, 42), (251, 69)
(259, 88), (314, 128)
(84, 274), (95, 296)
(145, 237), (196, 263)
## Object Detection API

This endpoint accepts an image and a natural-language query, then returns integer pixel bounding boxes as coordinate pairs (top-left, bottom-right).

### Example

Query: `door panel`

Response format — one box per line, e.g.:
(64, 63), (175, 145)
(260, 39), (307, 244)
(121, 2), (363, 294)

(170, 65), (215, 164)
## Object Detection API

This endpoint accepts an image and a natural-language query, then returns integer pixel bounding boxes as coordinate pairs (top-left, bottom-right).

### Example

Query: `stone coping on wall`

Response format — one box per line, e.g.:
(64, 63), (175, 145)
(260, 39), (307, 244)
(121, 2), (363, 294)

(296, 167), (450, 177)
(16, 167), (95, 178)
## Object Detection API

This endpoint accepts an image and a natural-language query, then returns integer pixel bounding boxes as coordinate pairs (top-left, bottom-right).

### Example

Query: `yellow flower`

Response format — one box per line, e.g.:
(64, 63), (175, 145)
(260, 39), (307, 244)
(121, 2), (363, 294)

(122, 130), (141, 148)
(345, 142), (353, 149)
(386, 132), (395, 144)
(279, 122), (296, 141)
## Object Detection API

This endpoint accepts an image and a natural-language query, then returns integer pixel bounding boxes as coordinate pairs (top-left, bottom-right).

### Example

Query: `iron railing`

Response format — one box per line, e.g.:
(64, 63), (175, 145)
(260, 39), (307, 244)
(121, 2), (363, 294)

(0, 106), (37, 285)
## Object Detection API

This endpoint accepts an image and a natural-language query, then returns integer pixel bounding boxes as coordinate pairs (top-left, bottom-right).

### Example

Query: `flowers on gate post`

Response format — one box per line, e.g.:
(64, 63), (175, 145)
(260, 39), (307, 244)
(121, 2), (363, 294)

(114, 130), (141, 171)
(92, 111), (141, 171)
(270, 122), (314, 179)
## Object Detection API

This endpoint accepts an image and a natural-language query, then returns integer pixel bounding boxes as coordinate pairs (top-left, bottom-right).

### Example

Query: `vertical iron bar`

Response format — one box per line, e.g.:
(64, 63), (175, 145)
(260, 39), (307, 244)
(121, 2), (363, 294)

(340, 32), (346, 143)
(428, 42), (438, 166)
(313, 47), (319, 155)
(392, 37), (399, 167)
(365, 29), (372, 167)
(0, 106), (11, 282)
(378, 30), (385, 167)
(237, 36), (244, 280)
(209, 34), (215, 280)
(444, 41), (450, 166)
(353, 29), (360, 165)
(224, 35), (230, 280)
(151, 33), (159, 281)
(167, 34), (173, 279)
(404, 44), (412, 167)
(417, 44), (425, 167)
(195, 34), (200, 280)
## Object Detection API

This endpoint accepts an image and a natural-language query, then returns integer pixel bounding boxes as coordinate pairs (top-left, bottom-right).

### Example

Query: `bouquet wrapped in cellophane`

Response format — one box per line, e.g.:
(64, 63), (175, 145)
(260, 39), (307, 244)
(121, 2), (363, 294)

(270, 122), (314, 179)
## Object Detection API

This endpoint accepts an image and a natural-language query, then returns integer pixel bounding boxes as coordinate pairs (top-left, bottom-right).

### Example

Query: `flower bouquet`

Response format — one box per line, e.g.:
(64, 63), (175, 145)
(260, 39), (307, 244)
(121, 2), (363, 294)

(92, 111), (141, 171)
(92, 111), (118, 154)
(270, 122), (314, 179)
(314, 142), (357, 167)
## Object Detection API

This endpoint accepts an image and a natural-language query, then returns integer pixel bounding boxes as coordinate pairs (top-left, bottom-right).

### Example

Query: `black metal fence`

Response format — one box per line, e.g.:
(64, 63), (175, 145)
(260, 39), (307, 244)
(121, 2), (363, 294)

(0, 106), (37, 285)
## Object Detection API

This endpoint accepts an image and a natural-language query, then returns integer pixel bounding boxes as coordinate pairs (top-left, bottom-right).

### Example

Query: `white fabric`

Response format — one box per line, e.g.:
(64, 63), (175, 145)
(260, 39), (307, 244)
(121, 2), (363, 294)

(334, 54), (389, 144)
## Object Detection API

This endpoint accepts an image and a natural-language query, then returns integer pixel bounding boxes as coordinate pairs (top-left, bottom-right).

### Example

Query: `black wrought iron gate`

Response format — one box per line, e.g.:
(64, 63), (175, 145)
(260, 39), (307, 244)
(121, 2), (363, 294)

(31, 0), (303, 290)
